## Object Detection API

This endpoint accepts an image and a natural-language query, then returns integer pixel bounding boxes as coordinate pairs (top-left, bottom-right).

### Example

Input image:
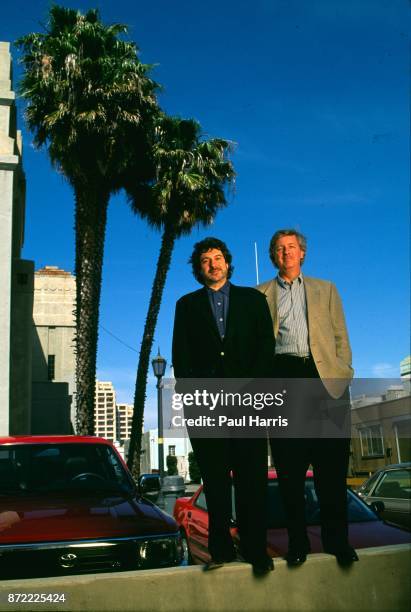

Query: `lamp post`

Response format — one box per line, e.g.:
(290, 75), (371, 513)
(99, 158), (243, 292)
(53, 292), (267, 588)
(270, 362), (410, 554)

(152, 349), (167, 477)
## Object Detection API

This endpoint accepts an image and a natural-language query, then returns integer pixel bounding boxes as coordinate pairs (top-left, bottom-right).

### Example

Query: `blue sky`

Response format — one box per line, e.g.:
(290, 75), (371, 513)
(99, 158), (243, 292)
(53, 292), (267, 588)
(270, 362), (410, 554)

(1, 1), (409, 429)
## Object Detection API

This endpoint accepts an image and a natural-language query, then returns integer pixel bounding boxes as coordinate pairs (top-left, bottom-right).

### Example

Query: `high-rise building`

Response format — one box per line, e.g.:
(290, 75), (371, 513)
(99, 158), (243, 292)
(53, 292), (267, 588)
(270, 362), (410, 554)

(116, 403), (133, 443)
(0, 42), (34, 435)
(400, 355), (411, 394)
(95, 381), (117, 442)
(31, 266), (76, 433)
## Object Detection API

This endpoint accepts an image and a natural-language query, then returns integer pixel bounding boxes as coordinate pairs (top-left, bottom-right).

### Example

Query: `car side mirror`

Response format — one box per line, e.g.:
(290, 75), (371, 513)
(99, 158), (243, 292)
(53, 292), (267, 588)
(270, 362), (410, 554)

(370, 501), (385, 516)
(138, 476), (161, 498)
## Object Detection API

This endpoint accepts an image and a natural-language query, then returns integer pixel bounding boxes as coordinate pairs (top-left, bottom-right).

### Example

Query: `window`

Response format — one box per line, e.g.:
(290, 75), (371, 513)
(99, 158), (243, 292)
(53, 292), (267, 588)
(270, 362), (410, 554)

(395, 420), (411, 463)
(358, 470), (382, 496)
(17, 273), (28, 285)
(168, 445), (176, 456)
(373, 469), (411, 499)
(194, 490), (208, 511)
(47, 355), (55, 381)
(359, 425), (384, 457)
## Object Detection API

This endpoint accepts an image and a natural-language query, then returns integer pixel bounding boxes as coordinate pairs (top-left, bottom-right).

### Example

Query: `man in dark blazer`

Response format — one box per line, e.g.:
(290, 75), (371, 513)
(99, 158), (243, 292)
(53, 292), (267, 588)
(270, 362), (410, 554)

(172, 237), (275, 575)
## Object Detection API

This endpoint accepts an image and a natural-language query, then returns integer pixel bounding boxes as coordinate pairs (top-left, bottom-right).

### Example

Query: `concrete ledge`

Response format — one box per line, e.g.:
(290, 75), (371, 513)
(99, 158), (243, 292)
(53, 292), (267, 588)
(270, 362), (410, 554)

(0, 92), (15, 104)
(0, 155), (19, 169)
(0, 545), (410, 612)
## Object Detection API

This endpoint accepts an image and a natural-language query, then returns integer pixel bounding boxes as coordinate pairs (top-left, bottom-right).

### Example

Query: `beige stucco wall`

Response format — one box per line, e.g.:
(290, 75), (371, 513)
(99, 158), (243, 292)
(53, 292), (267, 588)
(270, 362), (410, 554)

(32, 267), (77, 431)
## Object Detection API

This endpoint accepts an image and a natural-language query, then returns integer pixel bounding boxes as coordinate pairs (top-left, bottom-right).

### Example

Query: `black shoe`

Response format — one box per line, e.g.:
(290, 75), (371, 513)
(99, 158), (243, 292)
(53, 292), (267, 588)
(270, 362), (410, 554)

(203, 558), (225, 571)
(285, 550), (307, 567)
(252, 557), (274, 577)
(326, 546), (359, 566)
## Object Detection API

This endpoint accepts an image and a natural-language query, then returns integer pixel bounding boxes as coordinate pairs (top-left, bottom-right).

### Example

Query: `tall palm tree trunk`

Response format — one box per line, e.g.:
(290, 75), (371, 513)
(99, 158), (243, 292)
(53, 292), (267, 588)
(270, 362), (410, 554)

(128, 223), (176, 477)
(74, 185), (110, 435)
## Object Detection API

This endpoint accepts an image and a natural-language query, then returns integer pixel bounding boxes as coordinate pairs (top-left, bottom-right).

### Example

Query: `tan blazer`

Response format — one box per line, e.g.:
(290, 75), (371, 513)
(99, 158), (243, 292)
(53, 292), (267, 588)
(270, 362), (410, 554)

(257, 276), (353, 398)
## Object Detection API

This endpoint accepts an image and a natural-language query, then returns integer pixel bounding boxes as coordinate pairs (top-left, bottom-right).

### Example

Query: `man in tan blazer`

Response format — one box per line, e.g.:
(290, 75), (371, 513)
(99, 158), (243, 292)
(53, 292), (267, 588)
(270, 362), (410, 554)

(257, 229), (357, 567)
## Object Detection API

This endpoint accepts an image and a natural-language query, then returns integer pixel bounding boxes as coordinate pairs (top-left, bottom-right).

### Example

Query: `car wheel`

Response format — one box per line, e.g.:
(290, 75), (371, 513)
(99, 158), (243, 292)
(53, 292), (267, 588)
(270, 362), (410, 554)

(180, 530), (193, 566)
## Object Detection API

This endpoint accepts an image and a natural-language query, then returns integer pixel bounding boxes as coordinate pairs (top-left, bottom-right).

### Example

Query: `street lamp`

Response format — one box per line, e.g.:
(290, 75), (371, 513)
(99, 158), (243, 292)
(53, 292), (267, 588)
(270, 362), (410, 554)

(152, 349), (167, 477)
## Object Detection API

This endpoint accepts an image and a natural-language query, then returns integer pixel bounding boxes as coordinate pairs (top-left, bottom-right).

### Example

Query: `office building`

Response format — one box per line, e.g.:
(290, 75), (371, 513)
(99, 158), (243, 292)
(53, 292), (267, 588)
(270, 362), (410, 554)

(117, 403), (133, 443)
(31, 266), (76, 433)
(95, 381), (117, 442)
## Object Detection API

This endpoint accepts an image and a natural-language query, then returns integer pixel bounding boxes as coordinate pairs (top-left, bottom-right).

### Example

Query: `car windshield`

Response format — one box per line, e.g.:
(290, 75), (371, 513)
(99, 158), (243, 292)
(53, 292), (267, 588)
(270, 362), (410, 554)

(358, 471), (382, 496)
(0, 443), (135, 496)
(266, 479), (378, 528)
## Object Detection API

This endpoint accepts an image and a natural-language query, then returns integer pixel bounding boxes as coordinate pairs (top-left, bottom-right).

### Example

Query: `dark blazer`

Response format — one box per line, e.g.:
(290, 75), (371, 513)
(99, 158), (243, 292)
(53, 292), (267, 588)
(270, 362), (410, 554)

(172, 284), (275, 379)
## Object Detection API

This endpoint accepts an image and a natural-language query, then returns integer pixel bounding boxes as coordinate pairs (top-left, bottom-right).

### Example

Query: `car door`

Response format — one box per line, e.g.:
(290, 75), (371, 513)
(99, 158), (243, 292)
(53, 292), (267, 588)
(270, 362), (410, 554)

(185, 489), (211, 563)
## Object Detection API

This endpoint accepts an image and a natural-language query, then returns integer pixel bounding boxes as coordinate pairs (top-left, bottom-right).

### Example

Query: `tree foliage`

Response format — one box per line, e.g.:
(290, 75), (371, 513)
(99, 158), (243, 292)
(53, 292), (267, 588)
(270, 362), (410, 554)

(188, 451), (201, 484)
(17, 5), (157, 188)
(16, 5), (158, 433)
(166, 454), (178, 476)
(126, 116), (235, 477)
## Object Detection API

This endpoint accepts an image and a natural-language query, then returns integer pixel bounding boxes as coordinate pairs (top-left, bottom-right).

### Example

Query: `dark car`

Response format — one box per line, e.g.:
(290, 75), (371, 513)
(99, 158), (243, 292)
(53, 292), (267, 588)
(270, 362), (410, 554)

(174, 469), (411, 565)
(0, 436), (183, 579)
(356, 463), (411, 531)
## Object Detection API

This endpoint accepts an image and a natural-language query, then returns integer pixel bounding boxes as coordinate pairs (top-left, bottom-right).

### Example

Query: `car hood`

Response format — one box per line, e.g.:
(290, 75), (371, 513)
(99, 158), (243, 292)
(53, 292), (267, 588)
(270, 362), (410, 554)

(0, 493), (177, 545)
(266, 521), (411, 557)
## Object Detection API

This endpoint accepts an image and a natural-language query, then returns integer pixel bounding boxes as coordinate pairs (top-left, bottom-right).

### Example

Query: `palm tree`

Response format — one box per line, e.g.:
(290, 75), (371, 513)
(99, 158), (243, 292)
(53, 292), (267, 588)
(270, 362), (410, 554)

(125, 115), (235, 477)
(16, 6), (158, 434)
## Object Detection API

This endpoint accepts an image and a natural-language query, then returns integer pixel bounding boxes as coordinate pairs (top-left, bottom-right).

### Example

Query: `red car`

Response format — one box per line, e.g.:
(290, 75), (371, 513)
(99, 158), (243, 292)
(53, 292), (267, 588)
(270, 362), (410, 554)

(174, 469), (411, 565)
(0, 436), (183, 578)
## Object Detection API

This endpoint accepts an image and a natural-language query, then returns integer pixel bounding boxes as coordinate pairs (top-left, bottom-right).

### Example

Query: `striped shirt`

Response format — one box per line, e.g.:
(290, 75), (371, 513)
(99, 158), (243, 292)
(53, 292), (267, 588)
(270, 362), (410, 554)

(275, 274), (310, 357)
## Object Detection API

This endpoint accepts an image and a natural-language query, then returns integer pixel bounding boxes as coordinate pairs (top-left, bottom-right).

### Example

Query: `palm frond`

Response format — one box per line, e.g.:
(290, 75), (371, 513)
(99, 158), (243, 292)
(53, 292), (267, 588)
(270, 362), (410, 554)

(127, 115), (235, 234)
(16, 5), (160, 186)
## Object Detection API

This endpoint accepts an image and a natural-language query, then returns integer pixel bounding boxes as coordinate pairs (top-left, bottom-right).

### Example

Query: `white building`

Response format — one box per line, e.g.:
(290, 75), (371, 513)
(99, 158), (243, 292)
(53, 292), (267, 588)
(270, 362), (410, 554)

(141, 429), (192, 481)
(116, 403), (133, 443)
(95, 381), (117, 443)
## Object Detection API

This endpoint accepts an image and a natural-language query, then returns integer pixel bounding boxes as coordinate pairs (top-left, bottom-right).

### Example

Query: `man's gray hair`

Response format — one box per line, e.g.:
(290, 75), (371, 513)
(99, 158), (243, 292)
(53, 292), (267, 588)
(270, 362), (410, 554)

(269, 229), (307, 267)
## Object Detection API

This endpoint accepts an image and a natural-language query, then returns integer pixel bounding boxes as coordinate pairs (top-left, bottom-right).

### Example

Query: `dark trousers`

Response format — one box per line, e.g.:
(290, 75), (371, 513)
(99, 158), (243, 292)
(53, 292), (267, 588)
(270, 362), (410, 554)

(190, 437), (268, 564)
(270, 354), (351, 553)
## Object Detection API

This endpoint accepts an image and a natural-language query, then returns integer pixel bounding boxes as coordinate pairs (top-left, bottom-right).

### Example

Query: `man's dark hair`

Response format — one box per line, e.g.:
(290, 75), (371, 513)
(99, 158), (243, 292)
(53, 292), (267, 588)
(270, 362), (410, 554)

(189, 237), (234, 284)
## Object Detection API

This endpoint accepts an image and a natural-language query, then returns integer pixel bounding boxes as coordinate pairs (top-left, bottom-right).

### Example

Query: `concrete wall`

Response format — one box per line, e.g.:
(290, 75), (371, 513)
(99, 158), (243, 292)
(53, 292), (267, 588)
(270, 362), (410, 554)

(31, 381), (73, 434)
(0, 41), (33, 435)
(32, 267), (76, 431)
(0, 545), (409, 612)
(0, 42), (16, 435)
(10, 259), (34, 434)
